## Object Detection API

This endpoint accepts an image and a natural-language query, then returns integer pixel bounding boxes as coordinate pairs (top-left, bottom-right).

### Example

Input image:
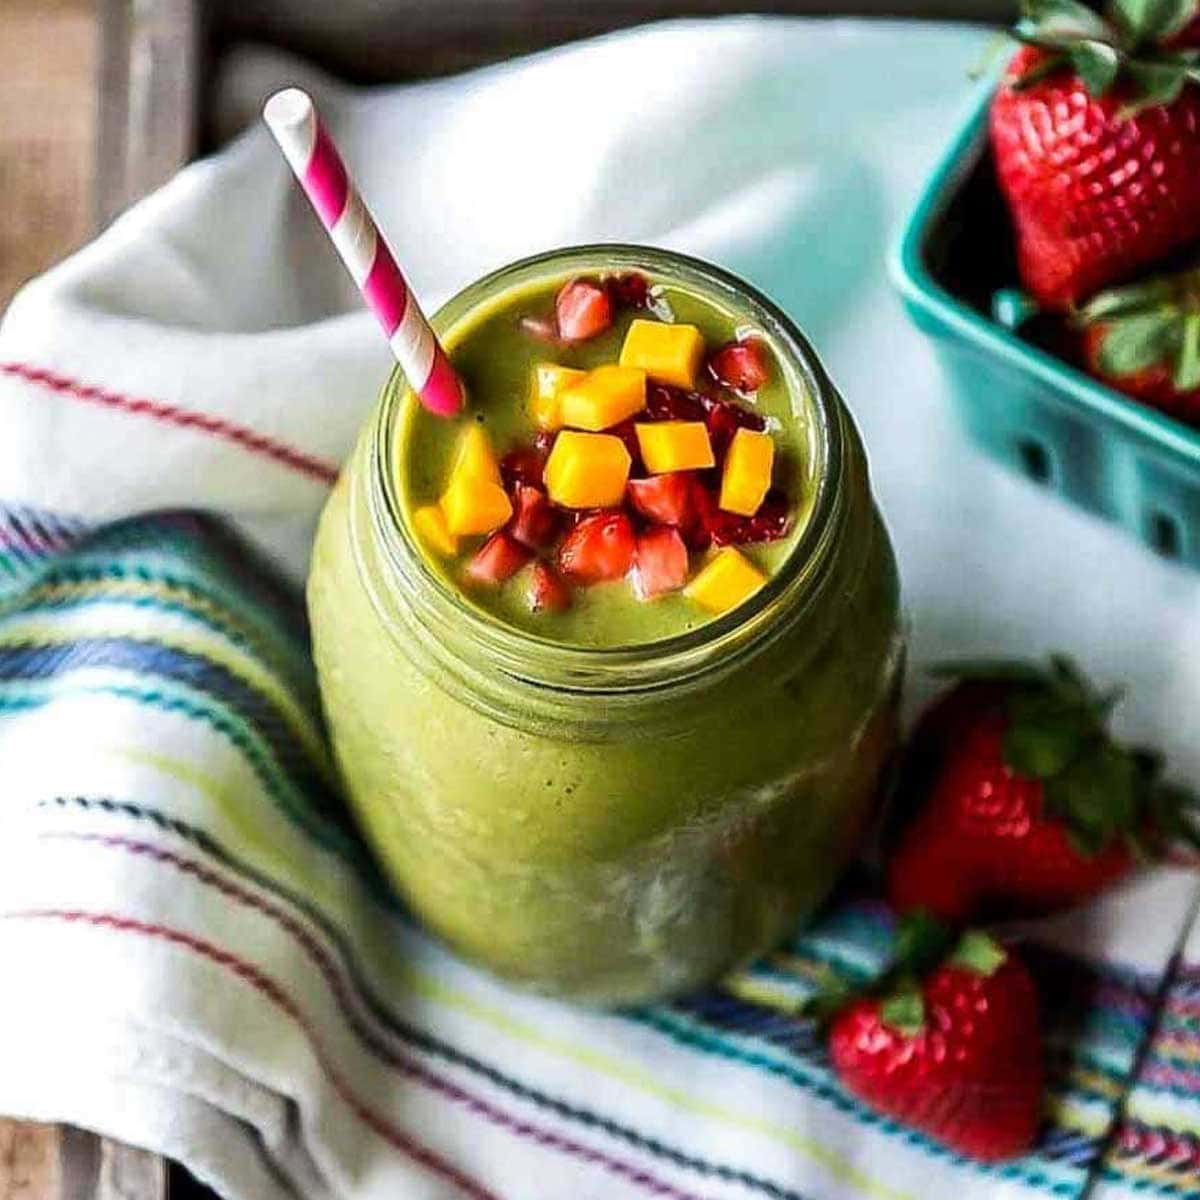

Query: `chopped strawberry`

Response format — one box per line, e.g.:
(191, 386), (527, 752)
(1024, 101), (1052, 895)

(465, 532), (531, 584)
(708, 339), (770, 392)
(558, 511), (636, 583)
(508, 483), (561, 549)
(701, 394), (767, 460)
(609, 418), (644, 472)
(607, 272), (650, 310)
(645, 383), (706, 423)
(555, 278), (613, 341)
(632, 526), (689, 600)
(519, 314), (561, 343)
(627, 472), (693, 526)
(528, 562), (572, 613)
(500, 446), (547, 491)
(689, 481), (791, 547)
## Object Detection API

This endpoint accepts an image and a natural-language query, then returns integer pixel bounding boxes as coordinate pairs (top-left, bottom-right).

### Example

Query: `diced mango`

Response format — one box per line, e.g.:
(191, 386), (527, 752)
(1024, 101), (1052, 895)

(719, 428), (775, 516)
(530, 363), (586, 431)
(544, 430), (631, 509)
(635, 421), (715, 474)
(413, 504), (458, 556)
(684, 547), (768, 615)
(451, 424), (503, 487)
(559, 365), (646, 431)
(440, 474), (513, 537)
(620, 319), (706, 389)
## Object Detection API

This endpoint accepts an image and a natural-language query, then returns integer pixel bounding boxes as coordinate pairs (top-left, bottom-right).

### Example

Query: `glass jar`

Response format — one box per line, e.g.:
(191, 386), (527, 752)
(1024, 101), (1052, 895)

(308, 246), (903, 1004)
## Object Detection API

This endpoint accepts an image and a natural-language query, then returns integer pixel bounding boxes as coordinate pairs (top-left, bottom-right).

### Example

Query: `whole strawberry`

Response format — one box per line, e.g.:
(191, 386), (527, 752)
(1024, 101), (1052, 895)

(888, 656), (1197, 922)
(991, 0), (1200, 311)
(826, 919), (1043, 1162)
(1074, 266), (1200, 425)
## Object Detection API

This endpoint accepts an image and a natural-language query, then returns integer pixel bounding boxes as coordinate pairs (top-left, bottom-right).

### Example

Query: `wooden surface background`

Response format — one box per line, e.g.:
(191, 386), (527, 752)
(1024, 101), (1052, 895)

(0, 1), (1008, 1196)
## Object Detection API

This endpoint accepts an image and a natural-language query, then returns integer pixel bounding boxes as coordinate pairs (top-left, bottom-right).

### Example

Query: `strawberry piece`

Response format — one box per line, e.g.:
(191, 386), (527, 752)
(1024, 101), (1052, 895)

(555, 278), (613, 341)
(607, 272), (650, 310)
(558, 511), (636, 583)
(700, 394), (767, 460)
(508, 484), (561, 549)
(828, 925), (1042, 1163)
(627, 472), (693, 526)
(608, 418), (644, 472)
(991, 37), (1200, 310)
(465, 531), (531, 584)
(645, 383), (706, 423)
(500, 446), (547, 491)
(886, 657), (1198, 923)
(691, 482), (791, 547)
(528, 561), (572, 613)
(632, 526), (689, 600)
(519, 314), (562, 343)
(708, 338), (769, 392)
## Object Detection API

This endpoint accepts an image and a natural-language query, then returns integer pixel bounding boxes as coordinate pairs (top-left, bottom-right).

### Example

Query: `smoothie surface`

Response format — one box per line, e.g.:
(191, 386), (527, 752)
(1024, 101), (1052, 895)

(396, 267), (818, 647)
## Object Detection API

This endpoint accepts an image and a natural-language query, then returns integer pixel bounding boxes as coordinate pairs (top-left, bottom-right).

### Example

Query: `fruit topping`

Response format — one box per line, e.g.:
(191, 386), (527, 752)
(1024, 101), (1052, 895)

(559, 365), (647, 431)
(508, 483), (561, 549)
(719, 428), (775, 516)
(413, 504), (458, 557)
(544, 430), (632, 509)
(619, 318), (706, 389)
(635, 420), (715, 474)
(451, 424), (503, 486)
(645, 383), (706, 423)
(499, 446), (547, 491)
(708, 338), (770, 392)
(519, 314), (562, 343)
(701, 487), (791, 547)
(558, 511), (636, 583)
(465, 531), (531, 584)
(632, 526), (689, 600)
(701, 393), (768, 460)
(528, 561), (572, 612)
(555, 278), (613, 341)
(441, 473), (513, 537)
(627, 472), (693, 526)
(607, 272), (650, 310)
(530, 363), (585, 431)
(684, 546), (767, 614)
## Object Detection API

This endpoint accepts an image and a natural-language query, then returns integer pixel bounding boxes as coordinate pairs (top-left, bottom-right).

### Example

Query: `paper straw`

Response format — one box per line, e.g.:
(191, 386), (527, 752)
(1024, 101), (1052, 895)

(263, 87), (465, 418)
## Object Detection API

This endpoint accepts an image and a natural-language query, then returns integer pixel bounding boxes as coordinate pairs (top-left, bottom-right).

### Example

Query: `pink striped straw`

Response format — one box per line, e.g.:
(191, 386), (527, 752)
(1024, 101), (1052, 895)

(263, 87), (465, 418)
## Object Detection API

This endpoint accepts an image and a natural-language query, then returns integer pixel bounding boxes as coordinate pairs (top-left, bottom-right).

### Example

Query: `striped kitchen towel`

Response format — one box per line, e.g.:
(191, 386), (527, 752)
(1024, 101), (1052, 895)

(1, 17), (1198, 1200)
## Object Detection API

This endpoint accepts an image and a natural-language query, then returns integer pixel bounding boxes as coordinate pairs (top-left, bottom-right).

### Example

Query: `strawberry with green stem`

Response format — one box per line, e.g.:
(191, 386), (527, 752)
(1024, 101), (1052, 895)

(813, 913), (1044, 1163)
(991, 0), (1200, 310)
(887, 656), (1199, 923)
(1075, 265), (1200, 424)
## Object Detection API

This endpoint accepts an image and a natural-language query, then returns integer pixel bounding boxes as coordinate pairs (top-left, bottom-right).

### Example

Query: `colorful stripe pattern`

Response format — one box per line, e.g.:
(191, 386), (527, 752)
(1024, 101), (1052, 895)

(0, 511), (1197, 1200)
(262, 88), (465, 419)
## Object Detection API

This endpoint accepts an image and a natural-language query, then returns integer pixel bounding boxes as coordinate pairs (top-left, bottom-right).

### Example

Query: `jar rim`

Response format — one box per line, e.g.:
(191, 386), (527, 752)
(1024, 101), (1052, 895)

(365, 243), (849, 697)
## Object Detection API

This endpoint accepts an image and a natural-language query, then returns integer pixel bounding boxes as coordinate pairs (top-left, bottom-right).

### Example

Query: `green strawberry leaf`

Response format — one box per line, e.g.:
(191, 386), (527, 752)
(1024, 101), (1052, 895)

(1070, 39), (1124, 93)
(1080, 276), (1181, 322)
(1046, 741), (1138, 853)
(892, 909), (955, 978)
(1004, 690), (1099, 778)
(1174, 312), (1200, 390)
(1108, 0), (1196, 45)
(1095, 310), (1181, 377)
(1121, 58), (1191, 112)
(931, 659), (1052, 685)
(948, 931), (1008, 977)
(880, 985), (926, 1038)
(1021, 0), (1117, 43)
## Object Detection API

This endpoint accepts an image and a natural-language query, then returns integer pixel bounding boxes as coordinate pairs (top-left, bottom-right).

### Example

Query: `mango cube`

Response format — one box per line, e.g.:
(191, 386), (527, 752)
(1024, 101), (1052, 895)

(719, 429), (775, 516)
(559, 365), (646, 431)
(530, 363), (585, 431)
(413, 504), (458, 556)
(620, 319), (705, 389)
(451, 424), (502, 486)
(685, 547), (768, 615)
(635, 421), (715, 474)
(440, 474), (512, 537)
(544, 430), (631, 509)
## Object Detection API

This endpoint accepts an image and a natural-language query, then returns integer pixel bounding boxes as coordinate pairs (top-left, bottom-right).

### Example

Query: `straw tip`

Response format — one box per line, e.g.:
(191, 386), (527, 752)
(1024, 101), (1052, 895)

(263, 87), (314, 131)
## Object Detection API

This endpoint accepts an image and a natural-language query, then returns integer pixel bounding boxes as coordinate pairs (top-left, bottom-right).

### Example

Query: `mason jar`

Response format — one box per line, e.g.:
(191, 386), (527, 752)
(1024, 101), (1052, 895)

(308, 245), (903, 1004)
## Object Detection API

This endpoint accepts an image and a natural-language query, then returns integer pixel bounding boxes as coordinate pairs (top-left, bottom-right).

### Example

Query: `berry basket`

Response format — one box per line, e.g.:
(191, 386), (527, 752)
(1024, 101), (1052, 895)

(891, 77), (1200, 568)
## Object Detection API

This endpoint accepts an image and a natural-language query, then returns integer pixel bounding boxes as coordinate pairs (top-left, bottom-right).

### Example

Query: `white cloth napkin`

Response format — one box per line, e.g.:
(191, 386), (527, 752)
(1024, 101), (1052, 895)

(0, 17), (1198, 1200)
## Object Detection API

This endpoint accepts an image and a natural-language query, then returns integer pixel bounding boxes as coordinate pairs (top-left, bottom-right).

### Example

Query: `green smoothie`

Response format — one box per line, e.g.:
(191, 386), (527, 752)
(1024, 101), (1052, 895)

(308, 246), (903, 1003)
(399, 272), (818, 645)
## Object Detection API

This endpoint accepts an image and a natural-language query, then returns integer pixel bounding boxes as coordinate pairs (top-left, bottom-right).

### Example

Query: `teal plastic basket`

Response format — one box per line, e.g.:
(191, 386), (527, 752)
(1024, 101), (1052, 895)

(891, 79), (1200, 567)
